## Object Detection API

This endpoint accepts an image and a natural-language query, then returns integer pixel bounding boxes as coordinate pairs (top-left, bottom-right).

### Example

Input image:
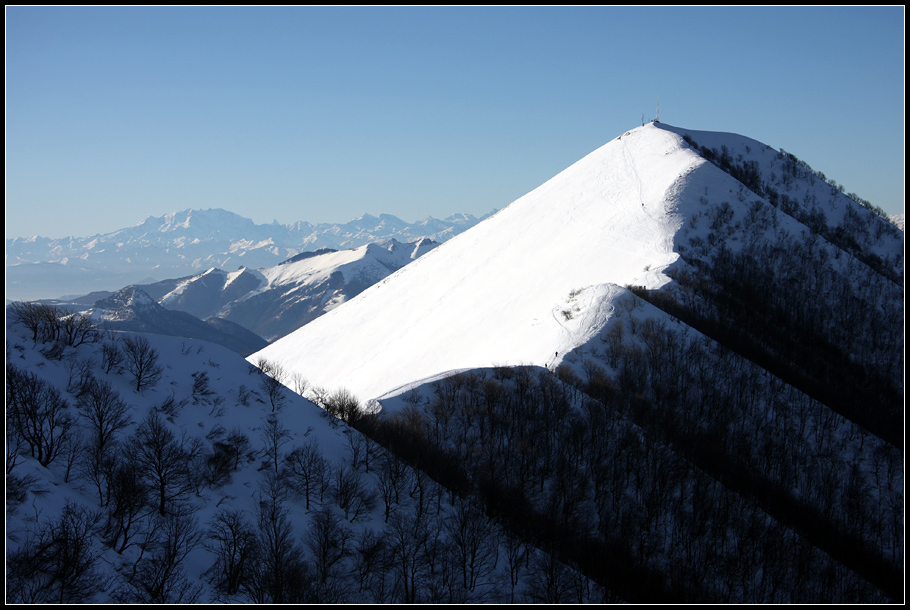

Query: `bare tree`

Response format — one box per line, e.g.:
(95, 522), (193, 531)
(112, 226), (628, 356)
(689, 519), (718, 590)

(222, 427), (253, 471)
(59, 311), (100, 347)
(8, 301), (64, 345)
(445, 498), (500, 595)
(373, 450), (411, 523)
(100, 339), (124, 374)
(306, 506), (353, 599)
(345, 428), (366, 471)
(260, 415), (292, 476)
(353, 528), (392, 601)
(250, 499), (311, 603)
(118, 505), (203, 603)
(102, 457), (151, 553)
(324, 387), (362, 424)
(8, 300), (46, 344)
(256, 358), (287, 412)
(308, 385), (330, 409)
(205, 509), (259, 597)
(525, 549), (574, 603)
(77, 376), (131, 453)
(155, 392), (189, 419)
(60, 432), (83, 484)
(64, 356), (95, 394)
(387, 510), (431, 603)
(6, 500), (106, 603)
(39, 302), (65, 343)
(80, 439), (116, 507)
(503, 528), (530, 603)
(121, 335), (163, 392)
(331, 462), (377, 523)
(6, 367), (28, 475)
(203, 438), (238, 488)
(191, 370), (215, 404)
(128, 410), (192, 515)
(289, 371), (309, 396)
(284, 439), (327, 511)
(6, 362), (75, 467)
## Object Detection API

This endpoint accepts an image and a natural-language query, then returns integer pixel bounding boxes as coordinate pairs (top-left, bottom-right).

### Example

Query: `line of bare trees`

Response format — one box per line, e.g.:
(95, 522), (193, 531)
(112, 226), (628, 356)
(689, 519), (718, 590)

(8, 301), (100, 348)
(355, 345), (900, 602)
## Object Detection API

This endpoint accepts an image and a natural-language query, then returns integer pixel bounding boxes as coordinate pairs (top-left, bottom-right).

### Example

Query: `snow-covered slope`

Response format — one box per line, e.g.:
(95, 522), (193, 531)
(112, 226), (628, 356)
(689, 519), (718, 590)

(250, 122), (903, 404)
(250, 123), (688, 400)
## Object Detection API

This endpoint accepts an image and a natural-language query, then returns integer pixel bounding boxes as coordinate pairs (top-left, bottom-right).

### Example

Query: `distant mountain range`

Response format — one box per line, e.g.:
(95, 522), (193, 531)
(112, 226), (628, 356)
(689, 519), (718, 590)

(5, 208), (489, 300)
(88, 237), (440, 344)
(35, 236), (441, 355)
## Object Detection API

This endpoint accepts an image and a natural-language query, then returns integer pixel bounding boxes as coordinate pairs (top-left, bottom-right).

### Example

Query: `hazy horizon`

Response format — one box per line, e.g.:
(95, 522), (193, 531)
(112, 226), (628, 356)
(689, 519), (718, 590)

(6, 6), (905, 240)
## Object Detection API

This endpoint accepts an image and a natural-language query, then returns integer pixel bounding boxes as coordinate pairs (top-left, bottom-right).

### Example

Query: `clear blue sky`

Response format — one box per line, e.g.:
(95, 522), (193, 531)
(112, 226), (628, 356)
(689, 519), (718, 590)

(6, 6), (905, 239)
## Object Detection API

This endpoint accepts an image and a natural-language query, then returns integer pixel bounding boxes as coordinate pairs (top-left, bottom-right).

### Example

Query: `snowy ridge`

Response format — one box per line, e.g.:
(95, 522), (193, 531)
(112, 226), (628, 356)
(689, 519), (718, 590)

(251, 124), (698, 401)
(141, 237), (441, 342)
(258, 239), (422, 295)
(546, 282), (624, 368)
(87, 286), (268, 355)
(250, 121), (903, 405)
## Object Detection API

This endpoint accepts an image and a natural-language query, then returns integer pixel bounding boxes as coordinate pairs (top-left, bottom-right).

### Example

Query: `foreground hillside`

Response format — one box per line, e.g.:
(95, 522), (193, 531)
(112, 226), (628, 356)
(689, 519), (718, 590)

(5, 311), (598, 603)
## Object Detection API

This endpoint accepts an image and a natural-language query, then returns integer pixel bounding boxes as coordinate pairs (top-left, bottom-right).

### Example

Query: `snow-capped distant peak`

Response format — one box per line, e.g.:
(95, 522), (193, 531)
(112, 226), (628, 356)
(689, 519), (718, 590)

(94, 285), (159, 310)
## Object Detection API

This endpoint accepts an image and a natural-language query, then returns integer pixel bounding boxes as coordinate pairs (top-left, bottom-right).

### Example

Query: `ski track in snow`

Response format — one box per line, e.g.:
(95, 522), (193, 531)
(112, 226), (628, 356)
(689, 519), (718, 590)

(622, 134), (652, 221)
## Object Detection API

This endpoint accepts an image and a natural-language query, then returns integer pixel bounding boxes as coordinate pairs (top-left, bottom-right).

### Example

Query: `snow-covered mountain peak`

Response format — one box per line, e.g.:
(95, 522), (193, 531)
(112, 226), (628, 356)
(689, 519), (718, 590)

(154, 208), (257, 235)
(365, 237), (401, 250)
(250, 122), (903, 405)
(409, 236), (439, 258)
(94, 285), (159, 311)
(250, 123), (701, 401)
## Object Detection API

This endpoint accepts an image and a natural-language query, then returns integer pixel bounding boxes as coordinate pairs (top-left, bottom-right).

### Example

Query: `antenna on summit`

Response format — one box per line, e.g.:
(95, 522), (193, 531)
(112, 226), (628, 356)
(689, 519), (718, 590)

(649, 99), (660, 124)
